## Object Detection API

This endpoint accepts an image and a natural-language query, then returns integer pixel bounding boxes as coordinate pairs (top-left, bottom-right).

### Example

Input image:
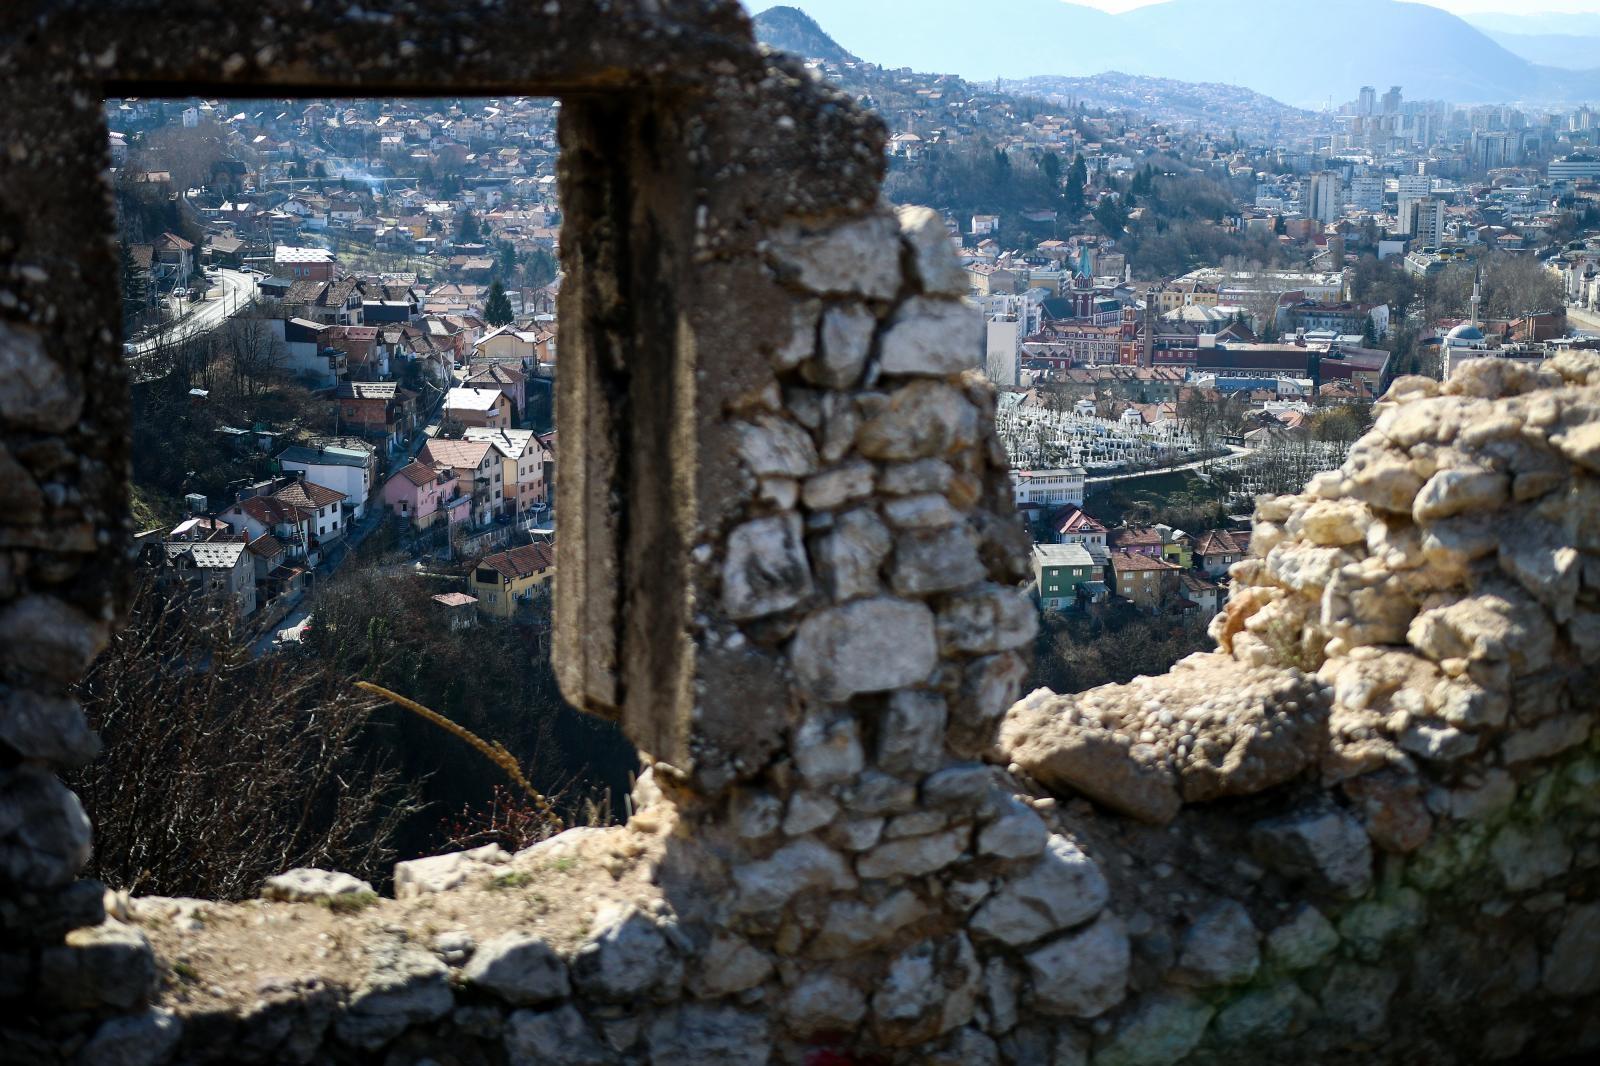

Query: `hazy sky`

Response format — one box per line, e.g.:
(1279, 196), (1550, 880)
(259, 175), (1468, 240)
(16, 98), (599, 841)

(1072, 0), (1600, 10)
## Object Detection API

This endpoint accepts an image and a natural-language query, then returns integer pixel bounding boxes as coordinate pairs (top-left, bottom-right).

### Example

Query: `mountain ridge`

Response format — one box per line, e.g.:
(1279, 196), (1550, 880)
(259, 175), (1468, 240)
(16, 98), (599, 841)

(747, 0), (1600, 107)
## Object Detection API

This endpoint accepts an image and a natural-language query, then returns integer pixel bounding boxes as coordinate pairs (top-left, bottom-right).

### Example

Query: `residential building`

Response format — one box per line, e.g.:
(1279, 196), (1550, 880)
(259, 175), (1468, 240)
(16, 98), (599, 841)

(464, 362), (527, 420)
(1308, 171), (1342, 224)
(463, 427), (548, 514)
(382, 458), (466, 530)
(470, 541), (556, 618)
(336, 381), (418, 447)
(1033, 543), (1098, 611)
(420, 438), (501, 524)
(218, 476), (349, 567)
(276, 438), (378, 522)
(1010, 468), (1086, 508)
(1046, 505), (1109, 563)
(273, 245), (334, 281)
(444, 386), (512, 430)
(1179, 571), (1224, 624)
(1194, 528), (1251, 578)
(1109, 550), (1183, 612)
(156, 538), (257, 621)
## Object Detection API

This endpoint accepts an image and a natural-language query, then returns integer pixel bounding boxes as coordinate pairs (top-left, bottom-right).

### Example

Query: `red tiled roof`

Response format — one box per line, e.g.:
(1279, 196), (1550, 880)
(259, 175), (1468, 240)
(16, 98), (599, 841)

(273, 479), (347, 511)
(395, 459), (450, 487)
(1109, 527), (1163, 549)
(1050, 506), (1107, 536)
(246, 534), (285, 559)
(1196, 528), (1252, 557)
(1109, 550), (1180, 573)
(422, 439), (493, 469)
(479, 541), (555, 580)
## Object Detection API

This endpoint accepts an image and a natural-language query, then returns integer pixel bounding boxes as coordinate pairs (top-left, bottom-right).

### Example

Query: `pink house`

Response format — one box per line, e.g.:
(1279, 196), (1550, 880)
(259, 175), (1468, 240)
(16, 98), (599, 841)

(382, 459), (464, 530)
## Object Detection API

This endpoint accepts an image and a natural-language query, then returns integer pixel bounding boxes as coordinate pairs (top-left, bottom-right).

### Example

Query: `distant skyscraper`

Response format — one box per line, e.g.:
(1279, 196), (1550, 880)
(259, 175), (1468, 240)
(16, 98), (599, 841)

(1399, 197), (1445, 248)
(1349, 174), (1384, 213)
(1308, 171), (1342, 225)
(1382, 85), (1402, 116)
(1358, 86), (1377, 117)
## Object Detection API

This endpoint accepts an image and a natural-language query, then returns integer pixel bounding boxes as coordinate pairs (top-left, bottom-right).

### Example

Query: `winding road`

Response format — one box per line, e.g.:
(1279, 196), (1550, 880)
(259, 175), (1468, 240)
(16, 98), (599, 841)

(125, 267), (259, 359)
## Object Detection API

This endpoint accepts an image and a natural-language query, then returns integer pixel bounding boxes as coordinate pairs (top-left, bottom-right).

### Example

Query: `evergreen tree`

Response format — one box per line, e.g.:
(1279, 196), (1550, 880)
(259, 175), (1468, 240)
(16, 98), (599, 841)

(1040, 151), (1062, 190)
(119, 243), (148, 332)
(483, 280), (513, 326)
(1093, 196), (1127, 238)
(456, 208), (481, 244)
(1064, 155), (1088, 216)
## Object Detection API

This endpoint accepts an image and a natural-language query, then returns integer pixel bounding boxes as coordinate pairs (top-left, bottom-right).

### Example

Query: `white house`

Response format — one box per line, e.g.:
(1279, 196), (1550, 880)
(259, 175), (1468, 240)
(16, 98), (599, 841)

(276, 439), (378, 522)
(1011, 468), (1086, 509)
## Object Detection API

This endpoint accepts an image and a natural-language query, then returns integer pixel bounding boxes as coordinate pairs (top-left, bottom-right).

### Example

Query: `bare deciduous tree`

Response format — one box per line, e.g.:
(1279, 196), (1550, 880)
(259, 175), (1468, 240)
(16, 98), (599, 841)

(68, 580), (422, 900)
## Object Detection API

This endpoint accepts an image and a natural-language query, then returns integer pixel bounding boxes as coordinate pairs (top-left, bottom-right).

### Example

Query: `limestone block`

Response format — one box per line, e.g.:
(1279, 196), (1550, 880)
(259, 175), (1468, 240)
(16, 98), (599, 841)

(1253, 806), (1373, 899)
(1489, 823), (1573, 892)
(879, 458), (954, 496)
(0, 692), (100, 767)
(856, 826), (968, 879)
(877, 689), (948, 774)
(769, 214), (902, 301)
(732, 839), (856, 914)
(334, 943), (453, 1050)
(801, 460), (874, 510)
(505, 1005), (613, 1066)
(769, 298), (820, 371)
(889, 527), (986, 596)
(1174, 900), (1260, 986)
(882, 492), (962, 530)
(733, 414), (818, 479)
(0, 320), (83, 432)
(804, 302), (875, 388)
(1413, 467), (1510, 522)
(810, 507), (891, 602)
(722, 513), (812, 620)
(856, 381), (979, 461)
(260, 868), (374, 904)
(78, 1007), (182, 1066)
(1318, 963), (1399, 1036)
(1024, 912), (1130, 1018)
(792, 713), (864, 787)
(783, 791), (840, 836)
(878, 297), (982, 377)
(976, 798), (1048, 860)
(970, 835), (1109, 947)
(0, 764), (92, 889)
(1213, 983), (1314, 1043)
(645, 1004), (769, 1065)
(691, 935), (774, 997)
(570, 902), (682, 1001)
(1543, 903), (1600, 997)
(935, 586), (1037, 656)
(1093, 991), (1215, 1066)
(463, 932), (571, 1005)
(394, 843), (509, 899)
(785, 971), (866, 1032)
(37, 919), (157, 1011)
(790, 597), (938, 700)
(897, 205), (969, 296)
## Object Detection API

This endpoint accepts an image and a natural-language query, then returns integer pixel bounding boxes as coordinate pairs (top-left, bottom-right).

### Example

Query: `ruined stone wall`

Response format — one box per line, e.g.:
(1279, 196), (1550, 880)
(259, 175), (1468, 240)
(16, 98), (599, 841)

(2, 2), (1599, 1064)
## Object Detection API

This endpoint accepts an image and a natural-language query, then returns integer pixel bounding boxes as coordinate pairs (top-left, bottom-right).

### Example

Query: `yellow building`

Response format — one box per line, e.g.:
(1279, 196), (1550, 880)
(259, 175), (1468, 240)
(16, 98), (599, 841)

(470, 541), (555, 618)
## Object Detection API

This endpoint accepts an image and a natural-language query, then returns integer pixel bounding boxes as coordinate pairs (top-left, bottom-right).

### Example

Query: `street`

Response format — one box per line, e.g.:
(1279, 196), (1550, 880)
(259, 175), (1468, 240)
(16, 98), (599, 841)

(1084, 445), (1253, 487)
(126, 267), (258, 359)
(1567, 305), (1600, 336)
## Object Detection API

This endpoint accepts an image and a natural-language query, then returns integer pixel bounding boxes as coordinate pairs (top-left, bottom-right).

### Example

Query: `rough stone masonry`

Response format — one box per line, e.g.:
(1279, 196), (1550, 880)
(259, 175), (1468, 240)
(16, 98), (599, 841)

(3, 2), (1600, 1064)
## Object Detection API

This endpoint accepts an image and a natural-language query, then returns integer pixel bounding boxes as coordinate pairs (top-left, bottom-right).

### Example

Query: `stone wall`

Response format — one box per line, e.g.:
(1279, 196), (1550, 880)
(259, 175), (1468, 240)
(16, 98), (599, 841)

(2, 2), (1599, 1064)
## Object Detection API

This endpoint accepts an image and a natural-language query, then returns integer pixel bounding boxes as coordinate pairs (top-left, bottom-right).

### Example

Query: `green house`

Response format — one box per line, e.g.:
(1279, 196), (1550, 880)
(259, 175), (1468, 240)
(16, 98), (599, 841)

(1033, 543), (1098, 610)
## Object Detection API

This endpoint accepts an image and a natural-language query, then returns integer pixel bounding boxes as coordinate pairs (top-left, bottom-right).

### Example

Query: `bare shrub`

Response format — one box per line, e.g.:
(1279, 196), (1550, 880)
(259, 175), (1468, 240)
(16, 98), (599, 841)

(68, 579), (423, 900)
